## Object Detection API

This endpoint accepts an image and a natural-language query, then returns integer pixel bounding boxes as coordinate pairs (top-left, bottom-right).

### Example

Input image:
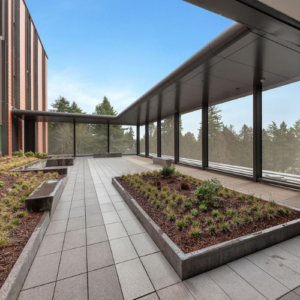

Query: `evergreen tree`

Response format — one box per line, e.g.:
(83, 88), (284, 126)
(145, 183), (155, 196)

(50, 96), (71, 112)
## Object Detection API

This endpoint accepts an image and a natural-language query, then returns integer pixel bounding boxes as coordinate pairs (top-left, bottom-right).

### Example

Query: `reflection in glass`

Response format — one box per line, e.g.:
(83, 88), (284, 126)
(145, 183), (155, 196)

(149, 122), (157, 157)
(161, 115), (174, 159)
(140, 125), (146, 155)
(110, 125), (136, 154)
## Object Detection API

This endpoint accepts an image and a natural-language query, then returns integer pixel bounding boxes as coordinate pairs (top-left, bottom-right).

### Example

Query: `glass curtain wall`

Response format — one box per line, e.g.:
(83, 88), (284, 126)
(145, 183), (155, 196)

(179, 110), (202, 166)
(76, 124), (107, 155)
(208, 96), (253, 176)
(161, 115), (174, 159)
(262, 81), (300, 184)
(110, 125), (136, 154)
(149, 121), (157, 157)
(139, 125), (146, 155)
(48, 122), (74, 155)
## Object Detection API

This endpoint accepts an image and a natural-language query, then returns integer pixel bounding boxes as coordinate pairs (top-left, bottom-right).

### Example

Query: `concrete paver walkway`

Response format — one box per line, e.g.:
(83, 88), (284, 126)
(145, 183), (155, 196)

(18, 157), (300, 300)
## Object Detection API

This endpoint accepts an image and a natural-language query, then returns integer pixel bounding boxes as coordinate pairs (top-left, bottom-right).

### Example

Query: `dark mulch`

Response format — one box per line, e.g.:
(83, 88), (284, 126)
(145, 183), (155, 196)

(0, 212), (42, 288)
(117, 174), (300, 254)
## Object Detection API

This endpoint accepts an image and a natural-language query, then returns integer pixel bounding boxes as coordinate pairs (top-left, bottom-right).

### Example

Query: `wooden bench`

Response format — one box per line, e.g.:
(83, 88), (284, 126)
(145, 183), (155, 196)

(152, 157), (172, 166)
(93, 153), (122, 158)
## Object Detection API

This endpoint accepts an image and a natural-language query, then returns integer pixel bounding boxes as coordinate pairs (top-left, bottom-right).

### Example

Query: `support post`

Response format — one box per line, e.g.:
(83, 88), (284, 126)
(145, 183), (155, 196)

(145, 122), (149, 157)
(174, 112), (179, 163)
(73, 119), (76, 157)
(137, 125), (140, 155)
(202, 102), (208, 169)
(107, 124), (110, 153)
(157, 118), (161, 157)
(253, 84), (262, 181)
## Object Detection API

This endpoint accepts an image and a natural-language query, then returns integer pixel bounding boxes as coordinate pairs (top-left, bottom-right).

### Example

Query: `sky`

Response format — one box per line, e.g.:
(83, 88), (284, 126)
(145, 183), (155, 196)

(26, 0), (300, 137)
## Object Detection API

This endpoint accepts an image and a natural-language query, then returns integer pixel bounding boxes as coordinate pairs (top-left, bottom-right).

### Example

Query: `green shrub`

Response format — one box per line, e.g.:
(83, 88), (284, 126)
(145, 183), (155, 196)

(232, 217), (243, 227)
(199, 204), (207, 212)
(189, 227), (201, 238)
(25, 151), (34, 157)
(208, 224), (217, 235)
(193, 178), (222, 205)
(0, 181), (4, 187)
(171, 193), (177, 199)
(191, 209), (198, 217)
(237, 194), (245, 200)
(176, 196), (183, 203)
(183, 201), (191, 209)
(220, 222), (231, 232)
(212, 210), (220, 216)
(160, 164), (175, 178)
(254, 211), (263, 220)
(176, 219), (186, 230)
(12, 150), (23, 157)
(227, 209), (237, 217)
(217, 214), (225, 222)
(167, 212), (176, 221)
(206, 217), (213, 225)
(184, 214), (193, 223)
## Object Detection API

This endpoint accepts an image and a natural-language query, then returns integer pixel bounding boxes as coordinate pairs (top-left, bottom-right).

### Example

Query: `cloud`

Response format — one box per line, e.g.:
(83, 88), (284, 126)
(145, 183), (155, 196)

(48, 68), (139, 114)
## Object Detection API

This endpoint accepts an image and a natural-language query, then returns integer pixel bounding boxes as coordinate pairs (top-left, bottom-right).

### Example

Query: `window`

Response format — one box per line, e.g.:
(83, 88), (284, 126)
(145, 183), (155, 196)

(149, 121), (157, 157)
(139, 125), (146, 155)
(110, 125), (136, 154)
(161, 115), (174, 159)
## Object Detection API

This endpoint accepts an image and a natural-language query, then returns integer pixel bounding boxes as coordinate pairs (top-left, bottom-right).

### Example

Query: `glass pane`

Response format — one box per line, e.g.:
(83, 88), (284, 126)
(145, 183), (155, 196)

(262, 82), (300, 184)
(110, 125), (136, 154)
(149, 121), (157, 157)
(48, 122), (74, 155)
(208, 95), (253, 176)
(139, 125), (146, 155)
(161, 115), (174, 159)
(76, 124), (108, 155)
(180, 110), (202, 166)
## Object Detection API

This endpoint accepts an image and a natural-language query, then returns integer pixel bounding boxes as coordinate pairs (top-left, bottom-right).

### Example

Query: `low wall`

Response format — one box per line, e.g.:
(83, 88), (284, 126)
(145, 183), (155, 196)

(94, 153), (122, 158)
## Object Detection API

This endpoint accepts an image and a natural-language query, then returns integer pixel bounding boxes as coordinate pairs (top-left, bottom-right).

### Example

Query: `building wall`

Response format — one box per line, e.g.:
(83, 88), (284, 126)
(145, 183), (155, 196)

(2, 0), (48, 156)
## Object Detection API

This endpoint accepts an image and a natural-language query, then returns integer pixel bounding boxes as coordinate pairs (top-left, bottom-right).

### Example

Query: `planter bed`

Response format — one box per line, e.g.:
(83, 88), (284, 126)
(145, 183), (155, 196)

(0, 156), (66, 291)
(113, 170), (300, 279)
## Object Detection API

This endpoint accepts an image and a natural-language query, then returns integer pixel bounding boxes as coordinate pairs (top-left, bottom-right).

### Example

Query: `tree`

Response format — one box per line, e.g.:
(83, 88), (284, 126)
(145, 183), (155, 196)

(50, 96), (71, 113)
(94, 96), (117, 116)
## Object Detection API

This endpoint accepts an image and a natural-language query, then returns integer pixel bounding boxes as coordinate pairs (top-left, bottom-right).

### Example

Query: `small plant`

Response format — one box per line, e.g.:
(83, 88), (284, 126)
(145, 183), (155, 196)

(265, 206), (276, 219)
(176, 219), (186, 230)
(213, 201), (219, 208)
(217, 214), (225, 222)
(239, 206), (249, 215)
(232, 217), (243, 227)
(243, 215), (253, 224)
(237, 194), (245, 200)
(255, 197), (262, 203)
(247, 194), (254, 202)
(164, 197), (171, 204)
(181, 182), (190, 190)
(169, 201), (175, 208)
(254, 211), (263, 220)
(269, 200), (276, 207)
(186, 197), (193, 203)
(199, 204), (207, 212)
(184, 214), (193, 223)
(146, 192), (151, 198)
(162, 186), (169, 192)
(153, 181), (161, 189)
(167, 212), (176, 221)
(171, 193), (178, 199)
(193, 178), (222, 204)
(218, 191), (224, 197)
(183, 201), (192, 209)
(227, 209), (237, 217)
(250, 204), (259, 212)
(192, 221), (200, 228)
(160, 193), (167, 199)
(0, 181), (4, 187)
(191, 209), (198, 217)
(11, 219), (20, 225)
(16, 211), (26, 218)
(207, 224), (217, 235)
(12, 150), (23, 157)
(189, 227), (201, 238)
(284, 206), (294, 214)
(155, 202), (163, 209)
(225, 193), (230, 199)
(220, 222), (231, 232)
(160, 164), (175, 177)
(206, 217), (213, 225)
(176, 196), (183, 204)
(276, 207), (284, 215)
(179, 209), (183, 214)
(212, 210), (220, 217)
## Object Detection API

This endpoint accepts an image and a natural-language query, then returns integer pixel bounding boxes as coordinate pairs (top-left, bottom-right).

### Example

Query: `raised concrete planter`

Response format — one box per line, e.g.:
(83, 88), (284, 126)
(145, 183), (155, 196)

(112, 177), (300, 280)
(0, 212), (50, 300)
(25, 178), (66, 216)
(153, 157), (172, 166)
(94, 153), (122, 158)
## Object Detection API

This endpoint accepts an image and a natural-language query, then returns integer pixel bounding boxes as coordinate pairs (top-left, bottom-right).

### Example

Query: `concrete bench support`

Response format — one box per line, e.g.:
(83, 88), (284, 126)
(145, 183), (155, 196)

(94, 153), (122, 158)
(153, 157), (172, 166)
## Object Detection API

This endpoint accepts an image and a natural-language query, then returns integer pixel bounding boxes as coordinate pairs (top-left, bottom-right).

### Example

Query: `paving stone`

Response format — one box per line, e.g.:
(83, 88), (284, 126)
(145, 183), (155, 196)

(116, 258), (155, 300)
(103, 211), (121, 224)
(279, 292), (300, 300)
(185, 273), (231, 300)
(87, 225), (107, 245)
(53, 273), (88, 300)
(207, 265), (266, 300)
(110, 236), (138, 264)
(98, 196), (112, 204)
(85, 204), (101, 216)
(263, 245), (300, 275)
(86, 213), (104, 227)
(63, 228), (86, 251)
(71, 200), (85, 208)
(157, 282), (194, 300)
(100, 203), (116, 213)
(56, 202), (71, 211)
(294, 287), (300, 296)
(89, 266), (123, 300)
(141, 252), (181, 290)
(23, 252), (61, 290)
(87, 242), (114, 271)
(118, 209), (136, 222)
(106, 222), (128, 240)
(85, 198), (98, 206)
(46, 219), (67, 235)
(123, 219), (146, 235)
(69, 207), (85, 218)
(138, 293), (159, 300)
(85, 192), (97, 199)
(62, 190), (73, 196)
(110, 195), (124, 203)
(113, 201), (129, 211)
(37, 233), (64, 257)
(130, 233), (159, 257)
(72, 194), (84, 201)
(228, 258), (289, 300)
(51, 209), (69, 221)
(277, 237), (300, 259)
(18, 282), (55, 300)
(247, 252), (300, 289)
(57, 247), (87, 280)
(67, 216), (85, 231)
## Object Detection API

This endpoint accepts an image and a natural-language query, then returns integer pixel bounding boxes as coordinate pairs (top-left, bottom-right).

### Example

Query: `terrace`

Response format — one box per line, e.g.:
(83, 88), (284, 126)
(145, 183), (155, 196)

(17, 156), (300, 300)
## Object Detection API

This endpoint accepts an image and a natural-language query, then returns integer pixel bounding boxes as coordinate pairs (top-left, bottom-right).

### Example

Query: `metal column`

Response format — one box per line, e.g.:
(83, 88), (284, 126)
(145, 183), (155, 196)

(73, 119), (76, 157)
(202, 102), (208, 169)
(107, 124), (110, 153)
(145, 122), (149, 157)
(253, 84), (262, 181)
(157, 118), (161, 157)
(174, 112), (179, 163)
(137, 125), (140, 155)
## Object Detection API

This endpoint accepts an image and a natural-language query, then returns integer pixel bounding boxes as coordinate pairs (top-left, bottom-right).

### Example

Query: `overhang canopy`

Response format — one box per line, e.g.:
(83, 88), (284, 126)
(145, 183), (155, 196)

(13, 22), (300, 126)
